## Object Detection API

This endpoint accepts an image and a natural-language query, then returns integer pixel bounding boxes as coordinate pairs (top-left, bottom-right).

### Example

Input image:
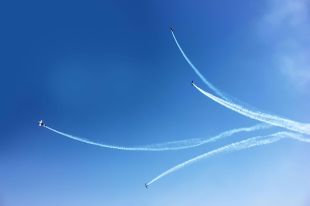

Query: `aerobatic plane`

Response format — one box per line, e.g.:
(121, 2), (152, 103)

(38, 120), (45, 127)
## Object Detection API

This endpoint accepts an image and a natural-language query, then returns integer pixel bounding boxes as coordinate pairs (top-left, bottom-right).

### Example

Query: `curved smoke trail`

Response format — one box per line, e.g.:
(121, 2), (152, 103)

(171, 30), (227, 100)
(43, 124), (270, 151)
(172, 29), (310, 135)
(192, 83), (310, 135)
(171, 29), (266, 133)
(146, 131), (310, 187)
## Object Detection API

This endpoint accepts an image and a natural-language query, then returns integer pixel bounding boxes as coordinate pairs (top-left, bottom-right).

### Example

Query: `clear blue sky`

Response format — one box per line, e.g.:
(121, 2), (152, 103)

(1, 0), (310, 205)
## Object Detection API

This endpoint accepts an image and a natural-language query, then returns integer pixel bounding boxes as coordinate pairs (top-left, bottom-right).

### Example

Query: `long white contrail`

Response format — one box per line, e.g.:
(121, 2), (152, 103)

(171, 30), (227, 99)
(192, 83), (310, 135)
(146, 131), (310, 187)
(171, 29), (266, 132)
(43, 124), (269, 151)
(172, 29), (310, 135)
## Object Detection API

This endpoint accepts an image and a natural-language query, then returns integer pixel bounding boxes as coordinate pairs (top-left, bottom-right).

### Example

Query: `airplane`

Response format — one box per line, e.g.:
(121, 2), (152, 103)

(191, 80), (194, 86)
(145, 183), (149, 189)
(170, 26), (174, 31)
(38, 120), (45, 127)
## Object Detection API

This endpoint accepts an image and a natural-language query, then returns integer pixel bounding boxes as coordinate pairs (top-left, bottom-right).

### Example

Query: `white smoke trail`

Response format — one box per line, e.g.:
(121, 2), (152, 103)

(171, 30), (227, 99)
(43, 124), (270, 151)
(171, 30), (264, 129)
(172, 30), (310, 135)
(192, 83), (310, 135)
(146, 131), (310, 187)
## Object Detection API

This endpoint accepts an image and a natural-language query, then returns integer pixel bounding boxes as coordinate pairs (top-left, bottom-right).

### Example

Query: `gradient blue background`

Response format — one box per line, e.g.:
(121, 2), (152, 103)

(1, 0), (310, 205)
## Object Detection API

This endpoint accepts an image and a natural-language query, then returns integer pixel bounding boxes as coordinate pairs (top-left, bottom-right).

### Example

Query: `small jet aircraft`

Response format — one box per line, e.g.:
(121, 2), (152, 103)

(38, 120), (45, 127)
(170, 26), (174, 31)
(145, 183), (149, 189)
(191, 80), (194, 86)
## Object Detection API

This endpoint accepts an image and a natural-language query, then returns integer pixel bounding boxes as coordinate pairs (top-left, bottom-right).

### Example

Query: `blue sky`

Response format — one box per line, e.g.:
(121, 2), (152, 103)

(1, 0), (310, 205)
